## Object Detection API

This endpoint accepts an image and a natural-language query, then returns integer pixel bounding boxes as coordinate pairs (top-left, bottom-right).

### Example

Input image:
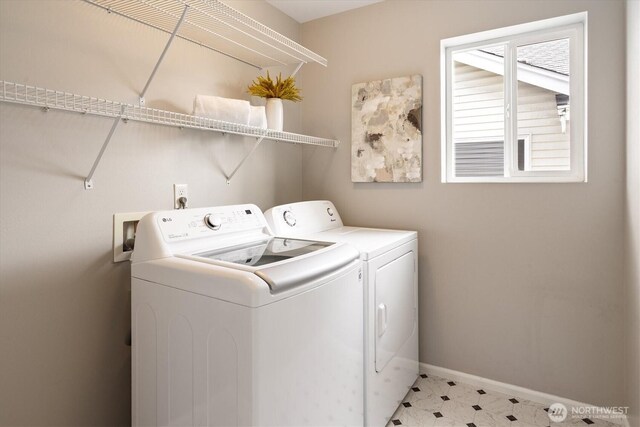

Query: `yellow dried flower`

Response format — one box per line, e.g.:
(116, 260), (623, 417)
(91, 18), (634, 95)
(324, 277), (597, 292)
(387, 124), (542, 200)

(247, 71), (302, 102)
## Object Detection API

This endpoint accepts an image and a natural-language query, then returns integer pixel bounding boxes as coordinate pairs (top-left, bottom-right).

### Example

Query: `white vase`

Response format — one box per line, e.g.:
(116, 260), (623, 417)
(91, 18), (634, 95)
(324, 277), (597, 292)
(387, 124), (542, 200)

(265, 98), (283, 131)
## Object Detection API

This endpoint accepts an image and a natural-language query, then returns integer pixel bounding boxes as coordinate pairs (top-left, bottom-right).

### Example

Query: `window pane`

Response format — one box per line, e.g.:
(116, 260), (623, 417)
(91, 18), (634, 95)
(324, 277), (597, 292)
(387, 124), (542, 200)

(518, 139), (525, 171)
(452, 46), (505, 177)
(516, 38), (570, 172)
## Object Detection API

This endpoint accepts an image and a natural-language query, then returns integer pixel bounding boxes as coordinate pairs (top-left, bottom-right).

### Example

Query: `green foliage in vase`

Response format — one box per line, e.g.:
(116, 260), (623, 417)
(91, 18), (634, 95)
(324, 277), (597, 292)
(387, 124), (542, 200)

(247, 71), (302, 102)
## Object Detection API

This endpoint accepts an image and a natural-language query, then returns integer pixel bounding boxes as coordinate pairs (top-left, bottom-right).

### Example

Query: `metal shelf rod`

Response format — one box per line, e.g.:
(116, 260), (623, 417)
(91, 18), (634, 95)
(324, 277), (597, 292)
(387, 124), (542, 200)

(139, 4), (189, 105)
(225, 135), (266, 184)
(291, 61), (304, 78)
(84, 105), (125, 189)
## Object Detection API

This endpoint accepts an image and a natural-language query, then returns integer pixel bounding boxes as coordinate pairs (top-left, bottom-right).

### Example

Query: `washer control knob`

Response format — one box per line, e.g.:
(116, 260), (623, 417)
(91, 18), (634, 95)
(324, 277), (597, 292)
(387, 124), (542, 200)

(327, 207), (334, 216)
(283, 210), (296, 227)
(204, 214), (222, 230)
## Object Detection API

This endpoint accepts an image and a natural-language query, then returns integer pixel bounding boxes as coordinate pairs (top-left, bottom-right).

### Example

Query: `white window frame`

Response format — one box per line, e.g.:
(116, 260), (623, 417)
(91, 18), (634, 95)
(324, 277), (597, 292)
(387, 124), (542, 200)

(441, 12), (587, 183)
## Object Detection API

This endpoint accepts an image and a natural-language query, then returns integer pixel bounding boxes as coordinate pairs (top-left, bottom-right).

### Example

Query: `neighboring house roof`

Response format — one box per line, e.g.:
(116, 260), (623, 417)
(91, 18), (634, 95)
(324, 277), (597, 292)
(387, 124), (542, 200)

(481, 39), (569, 76)
(454, 40), (570, 95)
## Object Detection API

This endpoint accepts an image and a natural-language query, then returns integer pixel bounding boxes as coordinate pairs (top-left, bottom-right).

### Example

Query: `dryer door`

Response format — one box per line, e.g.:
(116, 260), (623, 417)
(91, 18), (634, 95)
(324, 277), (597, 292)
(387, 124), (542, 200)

(375, 251), (416, 372)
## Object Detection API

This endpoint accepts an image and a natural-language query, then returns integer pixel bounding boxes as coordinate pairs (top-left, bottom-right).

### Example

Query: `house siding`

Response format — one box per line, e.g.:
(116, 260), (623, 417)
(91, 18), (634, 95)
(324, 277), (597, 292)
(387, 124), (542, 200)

(453, 62), (570, 171)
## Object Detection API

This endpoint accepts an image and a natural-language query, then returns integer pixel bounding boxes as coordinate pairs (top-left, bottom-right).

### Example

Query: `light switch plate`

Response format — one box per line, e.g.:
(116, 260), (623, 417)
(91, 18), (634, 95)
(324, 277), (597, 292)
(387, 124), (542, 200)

(113, 211), (149, 263)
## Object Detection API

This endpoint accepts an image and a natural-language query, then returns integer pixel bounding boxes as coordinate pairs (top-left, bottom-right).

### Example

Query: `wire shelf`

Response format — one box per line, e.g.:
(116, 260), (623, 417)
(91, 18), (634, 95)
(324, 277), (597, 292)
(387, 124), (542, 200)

(83, 0), (328, 68)
(0, 81), (339, 148)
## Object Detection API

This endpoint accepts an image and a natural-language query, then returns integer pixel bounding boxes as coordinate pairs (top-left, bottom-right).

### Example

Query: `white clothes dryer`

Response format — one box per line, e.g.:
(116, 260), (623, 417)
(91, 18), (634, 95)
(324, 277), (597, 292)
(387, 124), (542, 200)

(264, 200), (419, 427)
(131, 204), (364, 426)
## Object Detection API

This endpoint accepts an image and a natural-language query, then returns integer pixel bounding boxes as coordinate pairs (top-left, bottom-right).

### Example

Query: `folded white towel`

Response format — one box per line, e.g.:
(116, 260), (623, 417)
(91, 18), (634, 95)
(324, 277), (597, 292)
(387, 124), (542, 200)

(249, 106), (267, 129)
(193, 95), (251, 125)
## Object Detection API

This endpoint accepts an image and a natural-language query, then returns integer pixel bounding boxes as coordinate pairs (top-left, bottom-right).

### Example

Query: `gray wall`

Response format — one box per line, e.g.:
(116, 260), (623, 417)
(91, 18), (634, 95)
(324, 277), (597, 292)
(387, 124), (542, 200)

(300, 0), (626, 406)
(0, 1), (302, 425)
(0, 0), (633, 424)
(626, 0), (640, 424)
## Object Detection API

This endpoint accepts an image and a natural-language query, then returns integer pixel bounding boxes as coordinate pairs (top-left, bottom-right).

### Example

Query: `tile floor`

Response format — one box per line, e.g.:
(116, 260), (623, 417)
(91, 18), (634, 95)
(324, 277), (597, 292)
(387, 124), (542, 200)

(386, 372), (619, 427)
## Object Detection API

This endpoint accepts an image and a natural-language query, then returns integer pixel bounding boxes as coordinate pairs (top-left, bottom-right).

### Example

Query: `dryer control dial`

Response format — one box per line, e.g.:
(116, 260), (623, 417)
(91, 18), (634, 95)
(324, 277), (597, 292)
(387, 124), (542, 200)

(204, 214), (222, 230)
(283, 210), (296, 227)
(327, 207), (334, 216)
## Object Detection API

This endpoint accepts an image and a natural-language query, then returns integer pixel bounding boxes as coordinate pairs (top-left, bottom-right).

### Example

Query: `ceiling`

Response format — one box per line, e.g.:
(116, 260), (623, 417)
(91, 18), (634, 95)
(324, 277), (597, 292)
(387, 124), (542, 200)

(265, 0), (383, 23)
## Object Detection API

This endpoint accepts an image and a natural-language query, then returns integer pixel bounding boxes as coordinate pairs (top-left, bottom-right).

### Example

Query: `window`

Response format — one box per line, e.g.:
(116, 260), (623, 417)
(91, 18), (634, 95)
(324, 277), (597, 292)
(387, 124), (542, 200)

(441, 13), (587, 182)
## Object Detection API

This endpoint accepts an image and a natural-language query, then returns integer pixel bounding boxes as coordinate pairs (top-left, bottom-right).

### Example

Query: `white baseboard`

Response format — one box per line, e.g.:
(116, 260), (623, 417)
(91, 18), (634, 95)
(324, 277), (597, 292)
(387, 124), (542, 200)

(420, 363), (629, 427)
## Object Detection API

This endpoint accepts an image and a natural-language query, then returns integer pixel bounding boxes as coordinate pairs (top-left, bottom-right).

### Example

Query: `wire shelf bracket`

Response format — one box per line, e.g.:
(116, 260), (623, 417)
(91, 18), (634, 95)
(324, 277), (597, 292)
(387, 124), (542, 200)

(84, 105), (126, 189)
(291, 62), (304, 78)
(139, 4), (189, 106)
(225, 135), (266, 184)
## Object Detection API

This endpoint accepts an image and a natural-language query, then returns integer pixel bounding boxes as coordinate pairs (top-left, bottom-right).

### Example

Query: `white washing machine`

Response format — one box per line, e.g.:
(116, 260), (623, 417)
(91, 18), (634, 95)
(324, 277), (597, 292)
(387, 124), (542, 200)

(130, 204), (364, 427)
(264, 201), (419, 427)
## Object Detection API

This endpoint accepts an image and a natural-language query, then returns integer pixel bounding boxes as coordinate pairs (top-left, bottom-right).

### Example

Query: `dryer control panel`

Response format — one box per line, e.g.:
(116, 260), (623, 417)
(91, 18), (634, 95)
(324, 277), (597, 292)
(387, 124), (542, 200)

(264, 200), (344, 236)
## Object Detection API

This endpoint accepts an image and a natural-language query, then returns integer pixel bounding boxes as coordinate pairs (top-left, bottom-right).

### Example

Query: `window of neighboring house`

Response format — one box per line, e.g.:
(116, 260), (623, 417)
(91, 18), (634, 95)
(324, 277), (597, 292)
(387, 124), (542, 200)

(441, 12), (587, 183)
(455, 136), (530, 177)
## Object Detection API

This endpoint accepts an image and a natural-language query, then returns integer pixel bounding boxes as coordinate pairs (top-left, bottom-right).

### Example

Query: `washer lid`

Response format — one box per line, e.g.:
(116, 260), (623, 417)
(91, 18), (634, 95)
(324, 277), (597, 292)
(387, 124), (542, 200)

(193, 237), (332, 267)
(186, 237), (359, 293)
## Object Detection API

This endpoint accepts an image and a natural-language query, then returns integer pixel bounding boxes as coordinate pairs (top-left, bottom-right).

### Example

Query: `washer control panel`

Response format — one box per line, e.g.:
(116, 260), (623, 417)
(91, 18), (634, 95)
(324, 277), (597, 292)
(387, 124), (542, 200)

(283, 210), (297, 227)
(204, 214), (222, 230)
(157, 204), (265, 242)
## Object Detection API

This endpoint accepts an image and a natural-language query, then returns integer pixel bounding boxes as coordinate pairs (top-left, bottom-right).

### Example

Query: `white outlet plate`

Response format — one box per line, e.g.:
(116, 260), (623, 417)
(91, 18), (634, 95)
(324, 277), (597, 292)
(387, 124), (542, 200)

(113, 211), (149, 263)
(174, 184), (188, 209)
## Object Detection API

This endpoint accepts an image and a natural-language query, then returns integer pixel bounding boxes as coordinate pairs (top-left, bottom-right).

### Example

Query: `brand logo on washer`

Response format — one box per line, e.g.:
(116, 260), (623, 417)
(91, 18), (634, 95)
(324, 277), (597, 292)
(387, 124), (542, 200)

(161, 217), (173, 222)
